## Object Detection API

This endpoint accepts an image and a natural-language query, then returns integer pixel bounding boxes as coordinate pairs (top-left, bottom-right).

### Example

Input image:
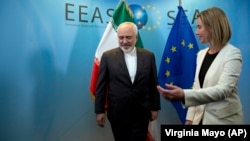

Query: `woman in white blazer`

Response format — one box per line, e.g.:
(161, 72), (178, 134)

(157, 7), (243, 125)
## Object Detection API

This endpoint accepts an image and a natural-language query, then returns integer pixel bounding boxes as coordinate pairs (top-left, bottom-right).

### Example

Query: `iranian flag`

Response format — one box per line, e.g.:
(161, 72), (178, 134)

(89, 0), (143, 99)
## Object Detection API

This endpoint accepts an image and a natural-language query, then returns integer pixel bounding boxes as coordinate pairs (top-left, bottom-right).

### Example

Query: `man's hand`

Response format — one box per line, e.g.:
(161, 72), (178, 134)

(150, 111), (158, 121)
(96, 113), (105, 127)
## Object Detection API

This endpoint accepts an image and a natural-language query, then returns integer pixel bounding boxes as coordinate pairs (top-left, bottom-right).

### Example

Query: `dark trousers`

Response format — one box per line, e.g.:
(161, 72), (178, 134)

(110, 118), (149, 141)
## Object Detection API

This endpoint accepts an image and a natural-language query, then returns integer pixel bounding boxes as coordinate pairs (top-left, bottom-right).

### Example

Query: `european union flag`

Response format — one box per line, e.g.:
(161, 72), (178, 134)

(158, 6), (199, 124)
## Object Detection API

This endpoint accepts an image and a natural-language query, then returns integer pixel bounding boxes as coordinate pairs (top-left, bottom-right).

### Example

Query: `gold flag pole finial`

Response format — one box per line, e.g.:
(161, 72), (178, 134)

(179, 0), (182, 6)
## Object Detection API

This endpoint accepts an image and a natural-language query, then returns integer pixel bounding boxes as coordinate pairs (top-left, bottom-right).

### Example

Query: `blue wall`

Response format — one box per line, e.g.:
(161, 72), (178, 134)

(0, 0), (249, 141)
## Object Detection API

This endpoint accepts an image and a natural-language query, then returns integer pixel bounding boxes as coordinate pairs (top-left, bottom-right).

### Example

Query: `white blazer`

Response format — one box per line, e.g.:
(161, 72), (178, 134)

(184, 43), (243, 124)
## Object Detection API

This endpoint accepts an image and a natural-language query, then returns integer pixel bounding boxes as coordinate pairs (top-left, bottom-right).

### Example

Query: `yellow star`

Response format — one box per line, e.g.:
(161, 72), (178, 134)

(181, 40), (185, 47)
(188, 43), (194, 49)
(165, 57), (170, 64)
(165, 70), (170, 77)
(171, 46), (176, 53)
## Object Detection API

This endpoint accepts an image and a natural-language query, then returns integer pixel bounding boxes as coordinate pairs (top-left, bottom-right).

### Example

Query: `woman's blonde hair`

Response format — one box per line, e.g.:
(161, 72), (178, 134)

(197, 7), (231, 47)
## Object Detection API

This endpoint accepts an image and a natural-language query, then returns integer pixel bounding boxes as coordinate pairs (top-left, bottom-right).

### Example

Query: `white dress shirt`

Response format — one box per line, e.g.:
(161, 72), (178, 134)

(123, 47), (137, 83)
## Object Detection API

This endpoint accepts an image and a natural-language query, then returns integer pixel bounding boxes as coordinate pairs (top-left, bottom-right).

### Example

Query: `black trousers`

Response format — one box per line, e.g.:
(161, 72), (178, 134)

(110, 118), (149, 141)
(109, 105), (150, 141)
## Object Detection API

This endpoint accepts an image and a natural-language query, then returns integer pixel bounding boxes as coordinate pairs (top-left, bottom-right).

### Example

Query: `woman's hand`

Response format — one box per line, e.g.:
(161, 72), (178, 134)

(156, 84), (184, 101)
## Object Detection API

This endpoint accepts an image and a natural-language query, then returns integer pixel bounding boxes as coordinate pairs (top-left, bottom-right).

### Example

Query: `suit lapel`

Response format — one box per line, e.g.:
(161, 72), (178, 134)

(134, 48), (143, 84)
(115, 48), (133, 84)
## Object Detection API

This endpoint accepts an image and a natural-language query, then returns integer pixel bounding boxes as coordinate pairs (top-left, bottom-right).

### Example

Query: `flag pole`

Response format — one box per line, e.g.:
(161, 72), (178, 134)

(179, 0), (182, 6)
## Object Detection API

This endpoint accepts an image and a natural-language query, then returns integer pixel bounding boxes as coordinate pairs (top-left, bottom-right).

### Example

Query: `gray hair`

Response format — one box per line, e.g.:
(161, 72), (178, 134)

(117, 22), (138, 35)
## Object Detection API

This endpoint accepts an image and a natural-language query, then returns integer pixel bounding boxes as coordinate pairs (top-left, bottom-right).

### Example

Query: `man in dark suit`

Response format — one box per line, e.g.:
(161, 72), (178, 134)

(95, 22), (161, 141)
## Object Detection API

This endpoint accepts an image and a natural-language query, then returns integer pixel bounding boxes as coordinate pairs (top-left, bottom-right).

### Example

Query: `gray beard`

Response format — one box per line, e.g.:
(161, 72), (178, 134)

(120, 46), (134, 53)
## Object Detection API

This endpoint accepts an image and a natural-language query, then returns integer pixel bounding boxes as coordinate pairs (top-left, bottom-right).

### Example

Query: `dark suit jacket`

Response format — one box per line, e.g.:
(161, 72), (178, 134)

(95, 47), (160, 126)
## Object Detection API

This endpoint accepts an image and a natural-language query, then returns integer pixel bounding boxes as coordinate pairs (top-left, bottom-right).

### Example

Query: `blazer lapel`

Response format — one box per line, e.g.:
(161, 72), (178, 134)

(197, 48), (209, 75)
(195, 48), (208, 88)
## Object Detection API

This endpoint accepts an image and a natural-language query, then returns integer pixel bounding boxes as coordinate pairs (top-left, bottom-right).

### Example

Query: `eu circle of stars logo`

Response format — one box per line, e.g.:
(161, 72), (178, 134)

(129, 4), (161, 31)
